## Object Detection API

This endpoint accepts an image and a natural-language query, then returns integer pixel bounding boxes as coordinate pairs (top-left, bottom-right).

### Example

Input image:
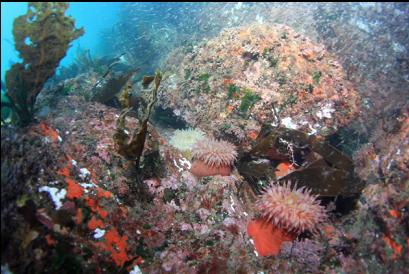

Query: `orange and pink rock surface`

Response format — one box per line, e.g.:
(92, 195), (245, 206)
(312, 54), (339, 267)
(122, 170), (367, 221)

(2, 23), (408, 273)
(3, 93), (406, 273)
(159, 24), (360, 148)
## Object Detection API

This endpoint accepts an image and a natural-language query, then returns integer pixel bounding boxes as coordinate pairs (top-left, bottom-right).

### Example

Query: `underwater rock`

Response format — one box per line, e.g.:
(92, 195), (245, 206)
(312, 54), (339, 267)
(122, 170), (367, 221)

(0, 95), (167, 272)
(354, 107), (409, 184)
(1, 83), (406, 274)
(159, 24), (360, 145)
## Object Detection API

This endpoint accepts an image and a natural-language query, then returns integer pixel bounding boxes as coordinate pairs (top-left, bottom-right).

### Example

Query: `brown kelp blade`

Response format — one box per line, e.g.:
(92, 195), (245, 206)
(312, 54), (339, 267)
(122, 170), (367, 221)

(239, 125), (364, 197)
(142, 75), (155, 88)
(91, 69), (139, 103)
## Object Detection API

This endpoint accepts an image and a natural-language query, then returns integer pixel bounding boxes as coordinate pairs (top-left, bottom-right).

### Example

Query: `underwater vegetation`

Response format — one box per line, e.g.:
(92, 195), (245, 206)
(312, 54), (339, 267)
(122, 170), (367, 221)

(312, 70), (322, 85)
(53, 48), (135, 85)
(114, 70), (162, 167)
(227, 83), (240, 99)
(90, 68), (140, 104)
(3, 2), (83, 126)
(239, 88), (261, 114)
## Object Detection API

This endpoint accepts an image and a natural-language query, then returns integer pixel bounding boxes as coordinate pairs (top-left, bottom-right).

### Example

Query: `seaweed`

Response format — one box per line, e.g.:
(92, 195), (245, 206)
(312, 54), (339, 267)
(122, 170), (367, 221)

(280, 94), (298, 112)
(312, 70), (322, 85)
(222, 123), (231, 130)
(262, 48), (279, 67)
(142, 75), (155, 88)
(56, 47), (122, 81)
(61, 84), (75, 96)
(227, 84), (240, 99)
(239, 125), (364, 198)
(72, 47), (95, 75)
(203, 84), (211, 94)
(197, 73), (211, 93)
(307, 83), (314, 93)
(4, 2), (84, 126)
(113, 70), (162, 167)
(90, 69), (139, 103)
(198, 73), (211, 82)
(262, 48), (270, 58)
(184, 69), (192, 80)
(112, 71), (163, 202)
(268, 56), (280, 68)
(239, 88), (261, 113)
(118, 74), (136, 109)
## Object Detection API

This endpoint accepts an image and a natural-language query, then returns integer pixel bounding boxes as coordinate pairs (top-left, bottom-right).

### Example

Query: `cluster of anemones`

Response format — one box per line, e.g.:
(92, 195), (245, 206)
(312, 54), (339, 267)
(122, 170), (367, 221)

(190, 138), (237, 177)
(248, 181), (327, 257)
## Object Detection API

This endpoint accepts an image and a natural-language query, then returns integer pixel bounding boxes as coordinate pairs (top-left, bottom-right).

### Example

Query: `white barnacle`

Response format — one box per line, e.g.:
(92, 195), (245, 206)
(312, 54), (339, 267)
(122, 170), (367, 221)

(230, 194), (236, 213)
(80, 183), (96, 193)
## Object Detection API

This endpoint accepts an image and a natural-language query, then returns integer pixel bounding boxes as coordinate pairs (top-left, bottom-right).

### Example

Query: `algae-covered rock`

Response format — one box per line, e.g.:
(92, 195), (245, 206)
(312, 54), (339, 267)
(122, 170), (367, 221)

(159, 24), (360, 144)
(5, 2), (83, 126)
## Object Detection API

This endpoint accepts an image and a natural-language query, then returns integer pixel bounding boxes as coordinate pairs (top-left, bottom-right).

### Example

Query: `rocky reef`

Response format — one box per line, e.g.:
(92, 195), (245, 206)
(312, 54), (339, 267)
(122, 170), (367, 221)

(1, 6), (408, 273)
(1, 90), (407, 272)
(159, 24), (360, 147)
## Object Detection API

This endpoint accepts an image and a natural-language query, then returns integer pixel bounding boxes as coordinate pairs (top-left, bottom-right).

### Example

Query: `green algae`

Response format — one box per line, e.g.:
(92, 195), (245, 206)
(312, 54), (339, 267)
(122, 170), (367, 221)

(239, 88), (261, 113)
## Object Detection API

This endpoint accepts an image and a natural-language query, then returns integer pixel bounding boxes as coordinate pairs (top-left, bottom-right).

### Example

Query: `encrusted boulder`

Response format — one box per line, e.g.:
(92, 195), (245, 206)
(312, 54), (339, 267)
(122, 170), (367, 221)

(159, 24), (360, 144)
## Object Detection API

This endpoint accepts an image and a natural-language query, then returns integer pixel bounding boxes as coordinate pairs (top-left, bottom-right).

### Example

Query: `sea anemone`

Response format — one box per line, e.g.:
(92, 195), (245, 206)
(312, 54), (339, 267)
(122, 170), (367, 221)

(256, 181), (327, 234)
(247, 181), (327, 257)
(247, 218), (295, 257)
(169, 128), (205, 152)
(190, 138), (237, 177)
